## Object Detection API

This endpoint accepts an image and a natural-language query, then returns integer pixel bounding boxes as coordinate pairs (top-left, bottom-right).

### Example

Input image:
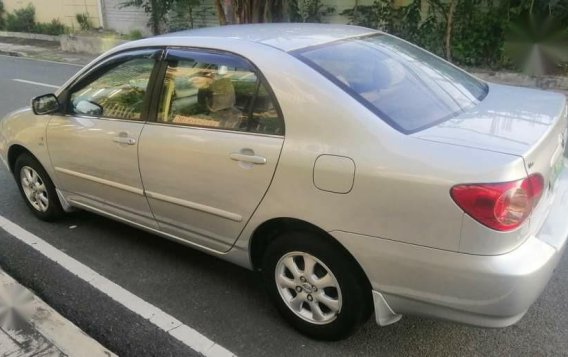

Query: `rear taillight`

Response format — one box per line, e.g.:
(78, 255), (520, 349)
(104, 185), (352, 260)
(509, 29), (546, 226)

(450, 174), (544, 231)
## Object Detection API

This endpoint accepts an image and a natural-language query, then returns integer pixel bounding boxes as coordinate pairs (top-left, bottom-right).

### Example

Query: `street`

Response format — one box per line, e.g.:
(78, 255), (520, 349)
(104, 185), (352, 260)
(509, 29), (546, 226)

(0, 54), (567, 356)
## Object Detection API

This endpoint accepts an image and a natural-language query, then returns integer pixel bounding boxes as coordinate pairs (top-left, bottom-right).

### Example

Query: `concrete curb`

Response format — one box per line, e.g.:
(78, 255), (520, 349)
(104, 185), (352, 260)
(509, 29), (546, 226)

(0, 31), (127, 56)
(0, 31), (60, 42)
(471, 70), (568, 93)
(0, 269), (116, 357)
(0, 45), (95, 66)
(60, 34), (126, 55)
(0, 49), (24, 57)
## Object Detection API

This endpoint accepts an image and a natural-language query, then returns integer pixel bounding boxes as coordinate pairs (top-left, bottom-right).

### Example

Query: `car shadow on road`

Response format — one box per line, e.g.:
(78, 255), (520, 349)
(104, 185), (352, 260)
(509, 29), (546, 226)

(48, 209), (568, 356)
(0, 165), (566, 356)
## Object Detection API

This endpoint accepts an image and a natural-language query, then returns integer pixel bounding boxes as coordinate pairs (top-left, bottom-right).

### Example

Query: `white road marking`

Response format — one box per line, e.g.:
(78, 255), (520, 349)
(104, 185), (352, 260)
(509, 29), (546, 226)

(0, 54), (85, 67)
(12, 79), (60, 89)
(0, 215), (236, 357)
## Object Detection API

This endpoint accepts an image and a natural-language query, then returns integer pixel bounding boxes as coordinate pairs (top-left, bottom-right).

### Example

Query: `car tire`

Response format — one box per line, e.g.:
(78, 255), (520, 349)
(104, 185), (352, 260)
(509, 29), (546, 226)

(14, 153), (64, 221)
(262, 231), (372, 340)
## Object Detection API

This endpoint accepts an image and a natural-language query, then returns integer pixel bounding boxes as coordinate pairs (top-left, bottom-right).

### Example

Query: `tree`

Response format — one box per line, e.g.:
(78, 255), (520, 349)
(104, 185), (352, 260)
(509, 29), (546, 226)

(121, 0), (177, 35)
(213, 0), (228, 25)
(0, 0), (5, 30)
(213, 0), (292, 25)
(169, 0), (203, 31)
(426, 0), (459, 61)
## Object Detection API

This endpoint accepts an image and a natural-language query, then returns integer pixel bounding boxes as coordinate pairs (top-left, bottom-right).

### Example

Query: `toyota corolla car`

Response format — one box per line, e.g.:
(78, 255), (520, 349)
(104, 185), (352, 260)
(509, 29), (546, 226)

(0, 24), (567, 340)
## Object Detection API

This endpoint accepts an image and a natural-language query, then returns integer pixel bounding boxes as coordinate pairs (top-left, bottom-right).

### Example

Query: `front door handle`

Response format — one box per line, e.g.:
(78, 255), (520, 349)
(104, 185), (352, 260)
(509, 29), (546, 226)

(113, 132), (136, 145)
(230, 153), (267, 165)
(113, 137), (136, 145)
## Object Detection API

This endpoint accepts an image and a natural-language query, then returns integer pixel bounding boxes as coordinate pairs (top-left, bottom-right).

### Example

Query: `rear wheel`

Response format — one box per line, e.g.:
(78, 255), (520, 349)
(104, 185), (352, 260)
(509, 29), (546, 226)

(14, 153), (63, 221)
(262, 231), (372, 340)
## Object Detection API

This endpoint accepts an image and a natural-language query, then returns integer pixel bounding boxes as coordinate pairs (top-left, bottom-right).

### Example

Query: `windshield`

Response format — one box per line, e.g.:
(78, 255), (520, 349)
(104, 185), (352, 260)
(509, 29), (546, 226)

(295, 34), (488, 133)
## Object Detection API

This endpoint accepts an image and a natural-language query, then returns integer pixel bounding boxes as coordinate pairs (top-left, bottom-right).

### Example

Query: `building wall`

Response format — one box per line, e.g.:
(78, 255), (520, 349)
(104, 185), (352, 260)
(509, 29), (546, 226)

(101, 0), (151, 35)
(3, 0), (102, 29)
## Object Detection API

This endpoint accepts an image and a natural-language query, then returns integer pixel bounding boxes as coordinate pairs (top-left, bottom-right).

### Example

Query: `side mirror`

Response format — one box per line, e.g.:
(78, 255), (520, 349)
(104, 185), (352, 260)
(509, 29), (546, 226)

(74, 100), (103, 117)
(31, 94), (59, 115)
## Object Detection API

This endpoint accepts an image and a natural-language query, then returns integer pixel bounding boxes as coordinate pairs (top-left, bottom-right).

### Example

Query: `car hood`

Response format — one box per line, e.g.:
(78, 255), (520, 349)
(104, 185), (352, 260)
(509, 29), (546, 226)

(413, 83), (567, 156)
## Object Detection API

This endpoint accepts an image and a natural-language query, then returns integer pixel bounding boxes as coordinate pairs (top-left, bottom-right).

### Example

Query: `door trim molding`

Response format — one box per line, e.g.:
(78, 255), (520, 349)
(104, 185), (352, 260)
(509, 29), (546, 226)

(55, 167), (144, 195)
(67, 199), (230, 255)
(145, 191), (243, 222)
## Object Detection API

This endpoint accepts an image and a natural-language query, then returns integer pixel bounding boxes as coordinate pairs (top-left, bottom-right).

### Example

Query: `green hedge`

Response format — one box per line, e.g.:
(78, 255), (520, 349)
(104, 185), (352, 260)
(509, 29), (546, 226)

(0, 1), (5, 30)
(342, 0), (568, 74)
(1, 4), (68, 35)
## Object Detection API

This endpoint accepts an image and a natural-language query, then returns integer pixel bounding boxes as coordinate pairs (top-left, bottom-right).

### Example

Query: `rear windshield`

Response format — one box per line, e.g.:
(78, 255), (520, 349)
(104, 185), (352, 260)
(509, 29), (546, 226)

(295, 34), (488, 133)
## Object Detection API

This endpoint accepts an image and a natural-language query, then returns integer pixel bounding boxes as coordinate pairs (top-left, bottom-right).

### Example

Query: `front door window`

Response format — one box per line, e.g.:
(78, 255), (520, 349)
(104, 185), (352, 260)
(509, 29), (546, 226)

(69, 55), (155, 121)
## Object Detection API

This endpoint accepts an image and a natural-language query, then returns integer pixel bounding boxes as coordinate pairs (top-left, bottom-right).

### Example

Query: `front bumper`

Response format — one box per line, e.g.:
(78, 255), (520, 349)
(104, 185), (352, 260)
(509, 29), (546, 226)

(0, 119), (8, 171)
(0, 139), (8, 171)
(331, 159), (568, 328)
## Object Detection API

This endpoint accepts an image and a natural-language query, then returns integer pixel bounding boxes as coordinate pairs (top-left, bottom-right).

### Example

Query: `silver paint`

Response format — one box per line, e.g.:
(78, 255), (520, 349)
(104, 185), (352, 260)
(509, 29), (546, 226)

(1, 24), (567, 330)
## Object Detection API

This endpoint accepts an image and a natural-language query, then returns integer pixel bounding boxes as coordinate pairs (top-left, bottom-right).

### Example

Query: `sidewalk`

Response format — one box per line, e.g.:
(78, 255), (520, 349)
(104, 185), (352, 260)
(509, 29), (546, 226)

(0, 37), (95, 66)
(0, 269), (114, 357)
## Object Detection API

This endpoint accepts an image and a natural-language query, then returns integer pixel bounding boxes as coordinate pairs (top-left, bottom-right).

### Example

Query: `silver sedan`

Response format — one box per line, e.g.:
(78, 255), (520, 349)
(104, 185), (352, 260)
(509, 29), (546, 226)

(1, 24), (567, 340)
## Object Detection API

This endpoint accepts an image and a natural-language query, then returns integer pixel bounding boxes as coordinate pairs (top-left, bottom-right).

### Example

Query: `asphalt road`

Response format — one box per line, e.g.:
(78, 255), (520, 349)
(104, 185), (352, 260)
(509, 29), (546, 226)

(1, 55), (568, 356)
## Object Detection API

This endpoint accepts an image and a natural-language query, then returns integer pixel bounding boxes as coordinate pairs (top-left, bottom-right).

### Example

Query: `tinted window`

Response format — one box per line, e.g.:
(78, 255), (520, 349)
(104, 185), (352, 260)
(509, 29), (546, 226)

(157, 52), (284, 135)
(69, 57), (155, 120)
(296, 34), (488, 133)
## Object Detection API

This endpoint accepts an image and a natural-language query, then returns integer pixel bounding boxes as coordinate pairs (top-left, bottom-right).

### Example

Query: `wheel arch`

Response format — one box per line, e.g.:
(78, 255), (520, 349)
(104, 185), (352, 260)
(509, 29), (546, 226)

(249, 217), (373, 292)
(8, 144), (35, 174)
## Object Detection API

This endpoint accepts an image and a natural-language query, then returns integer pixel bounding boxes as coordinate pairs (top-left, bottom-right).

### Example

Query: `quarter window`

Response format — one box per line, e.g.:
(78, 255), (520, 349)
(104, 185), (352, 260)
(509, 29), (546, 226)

(69, 56), (155, 120)
(157, 52), (284, 135)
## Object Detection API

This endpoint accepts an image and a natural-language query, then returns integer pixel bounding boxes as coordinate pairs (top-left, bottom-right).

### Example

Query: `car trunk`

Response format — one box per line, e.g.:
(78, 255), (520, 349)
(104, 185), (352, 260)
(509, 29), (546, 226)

(415, 83), (568, 236)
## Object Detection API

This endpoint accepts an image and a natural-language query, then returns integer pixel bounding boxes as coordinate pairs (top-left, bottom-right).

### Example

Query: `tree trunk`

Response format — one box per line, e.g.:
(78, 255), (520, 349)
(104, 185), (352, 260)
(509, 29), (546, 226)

(240, 0), (251, 24)
(264, 0), (273, 22)
(352, 0), (359, 25)
(233, 0), (240, 24)
(150, 0), (161, 35)
(189, 4), (194, 29)
(444, 0), (457, 61)
(214, 0), (228, 25)
(281, 0), (289, 22)
(251, 0), (261, 23)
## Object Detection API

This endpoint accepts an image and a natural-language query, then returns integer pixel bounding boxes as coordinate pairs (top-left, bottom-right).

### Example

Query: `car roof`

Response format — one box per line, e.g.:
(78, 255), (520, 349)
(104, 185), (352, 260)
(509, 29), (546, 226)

(159, 23), (378, 52)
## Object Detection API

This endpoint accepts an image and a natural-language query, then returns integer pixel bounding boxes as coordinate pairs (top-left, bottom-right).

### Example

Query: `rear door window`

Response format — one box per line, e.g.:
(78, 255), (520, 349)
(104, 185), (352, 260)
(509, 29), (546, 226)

(156, 50), (284, 136)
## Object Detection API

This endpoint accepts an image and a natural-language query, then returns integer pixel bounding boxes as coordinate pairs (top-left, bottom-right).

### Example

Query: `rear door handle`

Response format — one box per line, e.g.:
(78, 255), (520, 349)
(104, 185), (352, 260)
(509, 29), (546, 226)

(230, 153), (267, 165)
(113, 133), (136, 145)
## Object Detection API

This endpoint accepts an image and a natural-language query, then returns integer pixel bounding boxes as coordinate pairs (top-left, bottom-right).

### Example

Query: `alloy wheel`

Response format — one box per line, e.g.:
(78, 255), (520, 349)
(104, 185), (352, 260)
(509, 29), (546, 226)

(275, 251), (342, 325)
(20, 166), (49, 212)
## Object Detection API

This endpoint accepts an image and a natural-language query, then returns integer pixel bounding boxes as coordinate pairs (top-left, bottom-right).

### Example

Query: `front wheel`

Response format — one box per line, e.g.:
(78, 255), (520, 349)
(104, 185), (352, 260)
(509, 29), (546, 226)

(14, 153), (63, 221)
(262, 231), (372, 340)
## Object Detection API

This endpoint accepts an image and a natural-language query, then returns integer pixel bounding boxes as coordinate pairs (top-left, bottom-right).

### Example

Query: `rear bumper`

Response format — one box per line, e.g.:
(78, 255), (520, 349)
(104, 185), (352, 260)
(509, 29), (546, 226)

(331, 159), (568, 327)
